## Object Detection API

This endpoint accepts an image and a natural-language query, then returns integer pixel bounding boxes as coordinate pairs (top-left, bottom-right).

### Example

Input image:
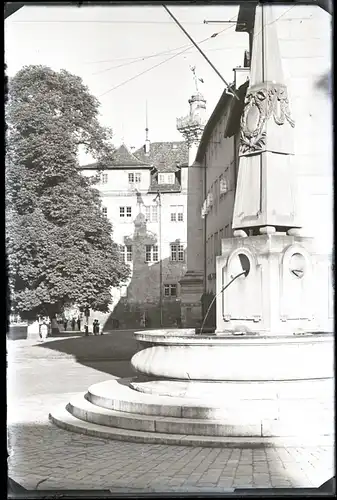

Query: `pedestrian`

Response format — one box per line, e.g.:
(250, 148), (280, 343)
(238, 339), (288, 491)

(63, 318), (68, 331)
(71, 317), (76, 331)
(77, 315), (81, 332)
(51, 316), (59, 335)
(40, 319), (48, 342)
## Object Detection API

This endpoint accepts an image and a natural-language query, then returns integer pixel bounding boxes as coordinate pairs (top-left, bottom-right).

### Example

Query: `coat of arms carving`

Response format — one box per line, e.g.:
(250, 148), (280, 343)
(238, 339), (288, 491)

(239, 83), (295, 155)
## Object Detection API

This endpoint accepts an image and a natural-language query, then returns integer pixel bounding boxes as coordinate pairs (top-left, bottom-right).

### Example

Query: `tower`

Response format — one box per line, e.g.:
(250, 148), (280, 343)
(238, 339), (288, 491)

(176, 68), (207, 165)
(177, 67), (207, 327)
(144, 101), (150, 155)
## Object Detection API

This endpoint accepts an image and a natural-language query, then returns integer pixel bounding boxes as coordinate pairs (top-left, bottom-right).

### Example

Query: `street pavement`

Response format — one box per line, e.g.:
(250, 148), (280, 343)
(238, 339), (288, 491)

(7, 331), (334, 493)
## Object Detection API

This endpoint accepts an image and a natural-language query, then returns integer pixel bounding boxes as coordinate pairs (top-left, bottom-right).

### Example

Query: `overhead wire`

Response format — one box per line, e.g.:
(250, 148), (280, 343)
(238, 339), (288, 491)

(252, 4), (296, 39)
(98, 41), (209, 97)
(91, 45), (246, 75)
(91, 32), (244, 75)
(98, 17), (239, 98)
(91, 44), (193, 76)
(10, 20), (222, 25)
(162, 5), (239, 100)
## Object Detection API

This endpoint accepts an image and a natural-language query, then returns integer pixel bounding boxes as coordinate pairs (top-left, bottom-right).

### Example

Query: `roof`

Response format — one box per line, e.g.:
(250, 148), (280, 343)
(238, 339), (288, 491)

(111, 144), (149, 167)
(80, 144), (150, 170)
(235, 3), (257, 33)
(195, 81), (249, 163)
(80, 142), (188, 171)
(155, 161), (180, 173)
(134, 141), (188, 170)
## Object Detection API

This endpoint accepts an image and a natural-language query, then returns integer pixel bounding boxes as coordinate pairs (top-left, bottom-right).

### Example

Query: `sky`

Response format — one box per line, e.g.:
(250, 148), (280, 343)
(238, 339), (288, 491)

(5, 4), (249, 161)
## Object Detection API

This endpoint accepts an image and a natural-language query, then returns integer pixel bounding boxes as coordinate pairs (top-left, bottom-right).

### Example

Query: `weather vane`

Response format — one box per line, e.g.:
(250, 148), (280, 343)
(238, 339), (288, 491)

(190, 65), (204, 94)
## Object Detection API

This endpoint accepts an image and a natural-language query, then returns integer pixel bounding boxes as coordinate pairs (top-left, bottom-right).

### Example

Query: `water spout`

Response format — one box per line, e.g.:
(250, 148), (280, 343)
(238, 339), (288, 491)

(199, 254), (251, 335)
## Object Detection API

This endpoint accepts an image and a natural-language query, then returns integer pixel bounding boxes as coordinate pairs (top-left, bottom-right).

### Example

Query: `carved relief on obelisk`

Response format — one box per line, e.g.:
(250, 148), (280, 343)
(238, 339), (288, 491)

(232, 4), (301, 236)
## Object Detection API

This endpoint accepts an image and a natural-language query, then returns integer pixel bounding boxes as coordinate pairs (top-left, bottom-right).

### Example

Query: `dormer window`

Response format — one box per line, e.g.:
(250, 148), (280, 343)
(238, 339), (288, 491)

(158, 173), (175, 185)
(100, 173), (108, 184)
(128, 172), (141, 184)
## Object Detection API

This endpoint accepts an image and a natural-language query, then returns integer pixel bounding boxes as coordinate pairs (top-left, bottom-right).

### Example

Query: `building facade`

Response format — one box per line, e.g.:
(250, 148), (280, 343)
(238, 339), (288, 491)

(81, 141), (189, 330)
(181, 3), (333, 329)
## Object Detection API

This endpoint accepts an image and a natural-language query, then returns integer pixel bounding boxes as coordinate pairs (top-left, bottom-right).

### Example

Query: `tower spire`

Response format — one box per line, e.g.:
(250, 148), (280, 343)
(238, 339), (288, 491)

(144, 100), (150, 155)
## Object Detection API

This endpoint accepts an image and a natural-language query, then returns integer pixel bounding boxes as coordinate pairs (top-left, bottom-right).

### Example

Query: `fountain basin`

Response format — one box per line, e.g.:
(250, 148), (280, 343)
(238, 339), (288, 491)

(131, 330), (333, 381)
(49, 330), (334, 445)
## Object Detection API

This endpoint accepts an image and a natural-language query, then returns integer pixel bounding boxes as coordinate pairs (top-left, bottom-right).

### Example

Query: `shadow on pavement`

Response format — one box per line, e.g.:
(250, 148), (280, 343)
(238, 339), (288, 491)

(33, 330), (139, 378)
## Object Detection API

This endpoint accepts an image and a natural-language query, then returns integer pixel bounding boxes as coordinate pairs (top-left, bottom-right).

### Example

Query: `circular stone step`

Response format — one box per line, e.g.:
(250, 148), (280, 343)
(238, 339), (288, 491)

(86, 378), (333, 422)
(68, 393), (334, 438)
(68, 394), (265, 437)
(49, 402), (334, 448)
(129, 377), (334, 401)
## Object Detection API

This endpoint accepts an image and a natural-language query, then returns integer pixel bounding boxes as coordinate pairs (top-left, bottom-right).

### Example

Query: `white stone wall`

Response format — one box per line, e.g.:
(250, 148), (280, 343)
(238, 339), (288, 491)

(80, 166), (188, 324)
(274, 5), (333, 253)
(203, 119), (238, 295)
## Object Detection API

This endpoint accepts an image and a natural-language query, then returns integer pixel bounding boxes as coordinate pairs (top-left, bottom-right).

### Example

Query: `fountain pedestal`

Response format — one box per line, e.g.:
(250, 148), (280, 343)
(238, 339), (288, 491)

(215, 234), (333, 336)
(50, 329), (333, 446)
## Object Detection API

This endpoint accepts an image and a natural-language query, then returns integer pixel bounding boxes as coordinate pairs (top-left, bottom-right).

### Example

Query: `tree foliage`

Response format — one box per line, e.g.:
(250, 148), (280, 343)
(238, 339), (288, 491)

(6, 65), (130, 320)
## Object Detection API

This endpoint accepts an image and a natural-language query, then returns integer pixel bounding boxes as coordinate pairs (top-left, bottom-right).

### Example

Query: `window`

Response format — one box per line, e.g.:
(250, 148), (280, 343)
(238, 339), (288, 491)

(167, 173), (175, 184)
(214, 232), (219, 258)
(101, 173), (108, 184)
(158, 173), (175, 185)
(164, 284), (177, 297)
(124, 245), (132, 262)
(170, 243), (184, 262)
(220, 174), (229, 196)
(210, 234), (214, 262)
(128, 172), (141, 184)
(102, 207), (108, 217)
(219, 228), (224, 246)
(214, 180), (218, 214)
(144, 205), (158, 223)
(145, 244), (159, 262)
(170, 205), (184, 222)
(120, 206), (132, 218)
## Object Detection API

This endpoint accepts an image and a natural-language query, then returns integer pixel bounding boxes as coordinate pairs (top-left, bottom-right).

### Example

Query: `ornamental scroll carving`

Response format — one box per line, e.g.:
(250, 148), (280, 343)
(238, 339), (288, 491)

(239, 84), (295, 155)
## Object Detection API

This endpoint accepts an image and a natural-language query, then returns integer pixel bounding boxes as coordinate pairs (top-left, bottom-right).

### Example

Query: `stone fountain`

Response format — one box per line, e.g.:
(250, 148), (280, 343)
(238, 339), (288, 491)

(50, 5), (333, 447)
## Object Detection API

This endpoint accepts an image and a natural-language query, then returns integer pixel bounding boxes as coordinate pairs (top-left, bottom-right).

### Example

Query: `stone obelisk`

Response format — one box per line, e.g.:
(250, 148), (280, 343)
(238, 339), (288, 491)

(232, 4), (300, 236)
(216, 4), (333, 336)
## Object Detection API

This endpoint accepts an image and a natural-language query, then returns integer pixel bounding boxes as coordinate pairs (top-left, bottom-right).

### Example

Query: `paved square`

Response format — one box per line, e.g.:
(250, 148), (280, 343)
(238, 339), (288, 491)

(7, 333), (334, 492)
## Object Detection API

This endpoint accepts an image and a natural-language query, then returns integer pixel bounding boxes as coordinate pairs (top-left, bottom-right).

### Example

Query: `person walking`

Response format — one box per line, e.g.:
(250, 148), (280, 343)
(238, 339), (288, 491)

(76, 315), (81, 332)
(63, 318), (68, 332)
(71, 317), (76, 331)
(40, 319), (48, 342)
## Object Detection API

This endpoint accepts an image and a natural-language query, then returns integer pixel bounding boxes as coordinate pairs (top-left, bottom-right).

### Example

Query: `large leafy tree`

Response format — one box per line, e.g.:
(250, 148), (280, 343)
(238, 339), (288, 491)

(6, 65), (130, 321)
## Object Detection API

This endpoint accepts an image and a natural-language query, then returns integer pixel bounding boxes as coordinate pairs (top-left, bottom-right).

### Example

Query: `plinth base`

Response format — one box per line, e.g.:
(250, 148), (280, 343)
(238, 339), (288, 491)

(50, 330), (334, 447)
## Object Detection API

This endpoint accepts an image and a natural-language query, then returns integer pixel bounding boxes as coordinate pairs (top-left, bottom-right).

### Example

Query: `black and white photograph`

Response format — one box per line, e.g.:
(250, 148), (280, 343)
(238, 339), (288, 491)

(5, 1), (334, 496)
